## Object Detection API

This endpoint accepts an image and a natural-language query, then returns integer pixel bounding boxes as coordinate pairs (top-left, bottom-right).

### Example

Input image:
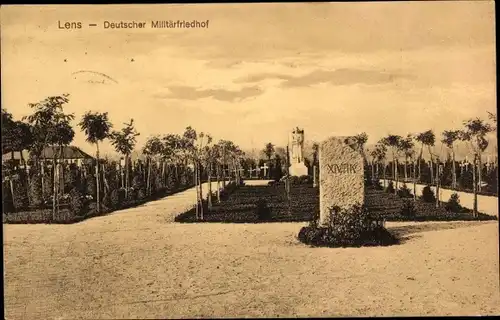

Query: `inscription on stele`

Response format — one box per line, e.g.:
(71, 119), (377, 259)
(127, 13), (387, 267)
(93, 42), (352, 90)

(325, 163), (358, 174)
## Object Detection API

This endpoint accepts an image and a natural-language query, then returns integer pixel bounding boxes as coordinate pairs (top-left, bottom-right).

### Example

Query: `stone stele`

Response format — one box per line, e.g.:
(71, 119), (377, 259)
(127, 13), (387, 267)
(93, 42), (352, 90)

(319, 136), (364, 226)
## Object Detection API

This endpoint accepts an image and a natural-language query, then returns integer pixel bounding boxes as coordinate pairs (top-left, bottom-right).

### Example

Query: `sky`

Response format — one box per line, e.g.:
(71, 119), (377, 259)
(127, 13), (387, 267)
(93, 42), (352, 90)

(1, 2), (497, 160)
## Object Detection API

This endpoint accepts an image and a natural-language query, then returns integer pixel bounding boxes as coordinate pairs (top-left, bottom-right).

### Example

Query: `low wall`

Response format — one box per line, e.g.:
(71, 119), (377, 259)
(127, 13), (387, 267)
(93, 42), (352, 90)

(380, 179), (498, 217)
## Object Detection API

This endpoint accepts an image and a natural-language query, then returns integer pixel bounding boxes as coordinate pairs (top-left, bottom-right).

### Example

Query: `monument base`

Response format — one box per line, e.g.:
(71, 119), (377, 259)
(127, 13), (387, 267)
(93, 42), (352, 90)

(289, 163), (308, 177)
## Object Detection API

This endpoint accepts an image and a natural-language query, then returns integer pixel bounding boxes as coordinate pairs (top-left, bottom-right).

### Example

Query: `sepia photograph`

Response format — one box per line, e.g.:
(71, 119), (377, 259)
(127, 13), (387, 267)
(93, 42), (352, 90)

(1, 1), (498, 318)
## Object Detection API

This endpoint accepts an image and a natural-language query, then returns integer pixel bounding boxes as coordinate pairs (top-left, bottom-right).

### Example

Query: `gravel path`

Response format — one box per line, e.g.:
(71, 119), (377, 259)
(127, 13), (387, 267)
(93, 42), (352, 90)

(3, 181), (500, 319)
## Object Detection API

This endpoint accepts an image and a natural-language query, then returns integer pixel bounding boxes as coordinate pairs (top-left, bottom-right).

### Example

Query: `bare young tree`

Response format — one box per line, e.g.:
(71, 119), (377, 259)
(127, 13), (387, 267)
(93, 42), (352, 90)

(415, 130), (436, 185)
(460, 117), (494, 216)
(381, 134), (402, 193)
(441, 130), (461, 190)
(109, 119), (140, 200)
(79, 111), (113, 212)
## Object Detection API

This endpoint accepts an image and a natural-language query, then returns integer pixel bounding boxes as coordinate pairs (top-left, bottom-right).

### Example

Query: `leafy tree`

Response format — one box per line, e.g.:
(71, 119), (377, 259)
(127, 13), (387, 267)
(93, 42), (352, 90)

(2, 108), (15, 155)
(78, 111), (113, 211)
(23, 94), (74, 161)
(398, 134), (415, 182)
(109, 119), (140, 200)
(372, 141), (387, 187)
(347, 132), (368, 162)
(459, 117), (494, 216)
(162, 133), (183, 185)
(23, 94), (74, 218)
(142, 135), (164, 195)
(381, 134), (402, 194)
(2, 109), (34, 164)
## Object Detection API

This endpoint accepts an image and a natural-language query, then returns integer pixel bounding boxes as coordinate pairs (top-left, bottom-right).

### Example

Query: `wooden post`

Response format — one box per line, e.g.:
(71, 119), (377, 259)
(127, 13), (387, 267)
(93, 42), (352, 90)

(102, 163), (109, 198)
(472, 154), (478, 217)
(435, 158), (440, 208)
(52, 160), (58, 221)
(371, 161), (375, 184)
(413, 159), (417, 201)
(147, 158), (152, 196)
(9, 177), (15, 212)
(313, 165), (317, 187)
(41, 164), (45, 199)
(194, 162), (199, 219)
(207, 163), (212, 210)
(216, 164), (221, 203)
(198, 162), (203, 220)
(95, 163), (100, 212)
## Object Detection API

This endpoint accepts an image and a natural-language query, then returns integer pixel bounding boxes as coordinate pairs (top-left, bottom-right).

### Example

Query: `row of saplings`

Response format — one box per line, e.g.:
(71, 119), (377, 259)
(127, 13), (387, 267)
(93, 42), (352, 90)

(383, 181), (484, 219)
(3, 165), (191, 220)
(67, 172), (187, 217)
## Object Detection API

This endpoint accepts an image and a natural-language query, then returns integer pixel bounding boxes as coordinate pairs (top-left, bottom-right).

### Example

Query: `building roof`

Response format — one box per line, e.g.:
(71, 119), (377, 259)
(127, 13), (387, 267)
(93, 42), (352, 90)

(2, 150), (29, 162)
(2, 146), (94, 162)
(39, 146), (94, 159)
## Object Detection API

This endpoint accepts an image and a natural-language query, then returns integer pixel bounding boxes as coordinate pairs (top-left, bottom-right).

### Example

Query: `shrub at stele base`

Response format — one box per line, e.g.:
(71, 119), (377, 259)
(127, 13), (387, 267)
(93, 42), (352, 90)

(298, 204), (399, 248)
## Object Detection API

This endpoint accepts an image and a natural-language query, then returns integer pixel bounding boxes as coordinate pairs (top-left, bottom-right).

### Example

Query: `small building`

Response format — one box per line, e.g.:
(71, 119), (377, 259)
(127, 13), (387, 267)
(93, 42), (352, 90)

(2, 146), (94, 167)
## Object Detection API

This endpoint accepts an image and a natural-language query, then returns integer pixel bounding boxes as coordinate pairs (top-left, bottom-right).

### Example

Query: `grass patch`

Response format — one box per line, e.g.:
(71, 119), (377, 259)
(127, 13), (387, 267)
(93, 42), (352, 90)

(175, 184), (319, 223)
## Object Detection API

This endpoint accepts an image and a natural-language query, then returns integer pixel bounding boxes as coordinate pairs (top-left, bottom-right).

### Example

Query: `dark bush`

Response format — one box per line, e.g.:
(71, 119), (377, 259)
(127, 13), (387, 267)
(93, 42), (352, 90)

(12, 179), (29, 209)
(42, 171), (54, 202)
(166, 172), (176, 190)
(397, 183), (413, 199)
(298, 175), (313, 184)
(373, 179), (384, 190)
(28, 174), (44, 206)
(400, 199), (417, 218)
(255, 199), (272, 221)
(444, 193), (462, 213)
(298, 225), (398, 248)
(386, 181), (395, 194)
(420, 185), (436, 203)
(128, 188), (138, 201)
(179, 171), (189, 187)
(137, 188), (147, 200)
(102, 192), (111, 209)
(84, 174), (97, 198)
(364, 178), (373, 187)
(110, 188), (125, 209)
(289, 176), (300, 185)
(64, 164), (81, 193)
(327, 204), (374, 239)
(132, 174), (144, 190)
(2, 181), (14, 213)
(69, 187), (86, 216)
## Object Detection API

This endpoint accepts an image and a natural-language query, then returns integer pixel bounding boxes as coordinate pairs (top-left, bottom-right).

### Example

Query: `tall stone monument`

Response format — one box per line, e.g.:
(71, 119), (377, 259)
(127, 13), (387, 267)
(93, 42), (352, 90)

(319, 136), (364, 226)
(288, 127), (308, 177)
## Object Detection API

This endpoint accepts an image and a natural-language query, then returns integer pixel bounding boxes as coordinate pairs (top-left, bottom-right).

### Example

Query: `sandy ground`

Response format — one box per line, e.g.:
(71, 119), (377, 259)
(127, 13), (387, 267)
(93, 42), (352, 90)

(3, 181), (500, 319)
